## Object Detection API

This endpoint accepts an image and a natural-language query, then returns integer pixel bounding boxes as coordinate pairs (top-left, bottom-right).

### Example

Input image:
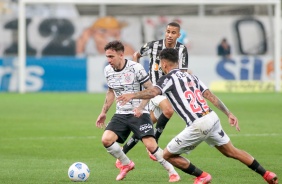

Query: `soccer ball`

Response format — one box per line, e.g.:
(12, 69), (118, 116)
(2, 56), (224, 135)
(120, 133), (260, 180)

(68, 162), (90, 182)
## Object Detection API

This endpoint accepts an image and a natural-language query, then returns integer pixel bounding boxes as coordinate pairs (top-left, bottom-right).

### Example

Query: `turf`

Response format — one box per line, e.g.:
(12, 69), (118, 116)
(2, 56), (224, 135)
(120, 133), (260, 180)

(0, 93), (281, 184)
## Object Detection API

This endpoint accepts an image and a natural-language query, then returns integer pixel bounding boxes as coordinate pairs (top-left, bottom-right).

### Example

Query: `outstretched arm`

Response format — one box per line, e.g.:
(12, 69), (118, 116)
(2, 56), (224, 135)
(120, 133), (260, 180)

(117, 80), (161, 105)
(96, 88), (115, 128)
(203, 89), (240, 131)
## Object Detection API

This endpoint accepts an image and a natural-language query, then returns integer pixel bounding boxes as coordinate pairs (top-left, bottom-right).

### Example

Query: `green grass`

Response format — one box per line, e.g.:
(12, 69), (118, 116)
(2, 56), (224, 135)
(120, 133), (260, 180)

(0, 93), (281, 184)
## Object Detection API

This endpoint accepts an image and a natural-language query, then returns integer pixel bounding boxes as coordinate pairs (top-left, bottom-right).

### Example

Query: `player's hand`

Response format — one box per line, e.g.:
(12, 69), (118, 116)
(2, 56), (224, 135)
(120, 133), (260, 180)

(133, 52), (140, 62)
(117, 94), (134, 106)
(96, 113), (106, 129)
(133, 107), (143, 118)
(228, 112), (240, 131)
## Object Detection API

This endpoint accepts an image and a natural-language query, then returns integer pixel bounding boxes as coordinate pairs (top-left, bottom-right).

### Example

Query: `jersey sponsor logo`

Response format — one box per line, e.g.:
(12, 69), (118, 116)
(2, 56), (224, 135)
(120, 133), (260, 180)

(144, 129), (150, 133)
(140, 123), (153, 132)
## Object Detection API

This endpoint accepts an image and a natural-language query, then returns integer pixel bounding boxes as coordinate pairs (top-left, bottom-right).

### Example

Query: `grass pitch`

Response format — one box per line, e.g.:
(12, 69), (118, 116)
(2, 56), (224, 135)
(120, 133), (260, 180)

(0, 92), (281, 184)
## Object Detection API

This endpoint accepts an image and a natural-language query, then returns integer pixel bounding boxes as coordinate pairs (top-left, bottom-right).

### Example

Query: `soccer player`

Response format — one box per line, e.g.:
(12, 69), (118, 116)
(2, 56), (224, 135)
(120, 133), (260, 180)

(117, 48), (278, 184)
(121, 21), (189, 159)
(95, 41), (180, 182)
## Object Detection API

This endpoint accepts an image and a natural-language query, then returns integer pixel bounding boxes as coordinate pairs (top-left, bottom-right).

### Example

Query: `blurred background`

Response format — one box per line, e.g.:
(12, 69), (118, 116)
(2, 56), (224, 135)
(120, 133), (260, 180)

(0, 0), (281, 93)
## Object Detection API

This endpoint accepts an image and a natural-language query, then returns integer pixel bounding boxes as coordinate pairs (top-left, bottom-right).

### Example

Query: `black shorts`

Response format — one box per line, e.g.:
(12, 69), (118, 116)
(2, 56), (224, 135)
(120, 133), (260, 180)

(105, 113), (155, 143)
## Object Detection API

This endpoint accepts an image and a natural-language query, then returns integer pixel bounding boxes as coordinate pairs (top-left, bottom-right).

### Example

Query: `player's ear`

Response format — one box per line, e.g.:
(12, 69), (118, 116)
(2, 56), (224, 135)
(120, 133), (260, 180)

(177, 32), (181, 38)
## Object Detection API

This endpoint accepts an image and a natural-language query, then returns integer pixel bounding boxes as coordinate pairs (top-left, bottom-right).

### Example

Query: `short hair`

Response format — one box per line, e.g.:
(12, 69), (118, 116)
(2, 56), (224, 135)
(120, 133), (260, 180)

(167, 22), (180, 29)
(104, 40), (124, 52)
(160, 48), (179, 64)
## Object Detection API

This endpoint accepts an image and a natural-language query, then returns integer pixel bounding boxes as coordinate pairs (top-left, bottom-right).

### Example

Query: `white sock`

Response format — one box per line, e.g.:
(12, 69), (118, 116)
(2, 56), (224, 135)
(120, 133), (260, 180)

(106, 142), (130, 165)
(153, 147), (178, 175)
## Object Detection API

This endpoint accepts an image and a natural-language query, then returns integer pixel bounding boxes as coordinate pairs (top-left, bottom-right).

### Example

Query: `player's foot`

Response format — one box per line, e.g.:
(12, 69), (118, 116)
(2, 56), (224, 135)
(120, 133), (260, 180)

(146, 148), (157, 161)
(169, 173), (181, 182)
(115, 159), (122, 169)
(263, 171), (278, 184)
(116, 161), (135, 181)
(193, 172), (212, 184)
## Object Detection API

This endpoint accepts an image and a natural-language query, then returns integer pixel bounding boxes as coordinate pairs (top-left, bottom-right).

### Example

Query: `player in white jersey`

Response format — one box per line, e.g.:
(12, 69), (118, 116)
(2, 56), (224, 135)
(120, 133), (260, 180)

(95, 41), (180, 182)
(121, 22), (189, 160)
(117, 48), (278, 184)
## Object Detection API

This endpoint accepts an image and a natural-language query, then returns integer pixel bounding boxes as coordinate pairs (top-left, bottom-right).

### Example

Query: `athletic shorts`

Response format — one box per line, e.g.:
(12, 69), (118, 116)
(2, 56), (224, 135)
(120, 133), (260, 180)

(166, 111), (230, 155)
(149, 95), (167, 119)
(105, 113), (155, 144)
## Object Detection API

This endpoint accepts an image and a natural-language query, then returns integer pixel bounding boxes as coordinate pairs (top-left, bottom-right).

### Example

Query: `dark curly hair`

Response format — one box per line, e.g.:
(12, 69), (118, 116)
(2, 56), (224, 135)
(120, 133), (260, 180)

(159, 48), (179, 63)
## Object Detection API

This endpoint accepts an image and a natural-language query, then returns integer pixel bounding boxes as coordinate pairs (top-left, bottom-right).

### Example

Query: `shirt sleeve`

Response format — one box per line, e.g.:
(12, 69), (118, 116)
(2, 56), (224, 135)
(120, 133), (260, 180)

(156, 75), (173, 95)
(179, 46), (189, 69)
(135, 63), (150, 85)
(139, 41), (153, 57)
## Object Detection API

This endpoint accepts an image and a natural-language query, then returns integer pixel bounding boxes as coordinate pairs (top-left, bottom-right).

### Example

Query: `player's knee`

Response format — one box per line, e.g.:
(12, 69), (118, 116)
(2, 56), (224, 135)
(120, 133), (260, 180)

(101, 135), (116, 147)
(101, 138), (111, 147)
(162, 107), (174, 118)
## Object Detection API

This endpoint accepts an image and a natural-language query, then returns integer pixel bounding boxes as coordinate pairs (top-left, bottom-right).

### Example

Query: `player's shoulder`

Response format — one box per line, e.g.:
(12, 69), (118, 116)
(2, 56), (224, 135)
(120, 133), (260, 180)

(176, 41), (187, 48)
(104, 64), (114, 76)
(127, 59), (143, 68)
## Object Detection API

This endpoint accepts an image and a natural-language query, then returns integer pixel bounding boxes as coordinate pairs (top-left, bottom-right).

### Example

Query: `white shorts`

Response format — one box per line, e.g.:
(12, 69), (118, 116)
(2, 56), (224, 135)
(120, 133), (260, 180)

(166, 111), (230, 155)
(148, 95), (167, 119)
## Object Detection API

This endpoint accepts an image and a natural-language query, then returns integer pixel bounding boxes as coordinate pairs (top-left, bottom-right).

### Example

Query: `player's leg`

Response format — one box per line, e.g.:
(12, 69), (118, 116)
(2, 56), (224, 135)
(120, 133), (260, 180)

(121, 134), (139, 154)
(142, 136), (180, 182)
(163, 149), (211, 184)
(103, 114), (135, 180)
(216, 142), (278, 184)
(131, 113), (180, 182)
(163, 124), (212, 184)
(205, 112), (278, 184)
(150, 96), (174, 142)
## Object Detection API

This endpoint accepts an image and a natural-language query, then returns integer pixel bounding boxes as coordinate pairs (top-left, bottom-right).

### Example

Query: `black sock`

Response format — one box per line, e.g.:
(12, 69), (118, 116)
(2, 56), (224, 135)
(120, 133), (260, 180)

(181, 162), (203, 177)
(155, 113), (170, 142)
(122, 134), (139, 154)
(248, 159), (266, 176)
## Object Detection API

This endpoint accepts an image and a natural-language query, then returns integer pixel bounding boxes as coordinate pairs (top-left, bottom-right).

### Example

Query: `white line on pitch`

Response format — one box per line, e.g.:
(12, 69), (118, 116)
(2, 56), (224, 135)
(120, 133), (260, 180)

(228, 133), (281, 137)
(0, 136), (97, 141)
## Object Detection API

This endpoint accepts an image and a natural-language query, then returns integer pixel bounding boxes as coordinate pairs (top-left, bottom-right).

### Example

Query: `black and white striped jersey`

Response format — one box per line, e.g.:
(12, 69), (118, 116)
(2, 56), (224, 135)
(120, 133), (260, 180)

(155, 69), (211, 125)
(139, 39), (188, 85)
(104, 59), (150, 114)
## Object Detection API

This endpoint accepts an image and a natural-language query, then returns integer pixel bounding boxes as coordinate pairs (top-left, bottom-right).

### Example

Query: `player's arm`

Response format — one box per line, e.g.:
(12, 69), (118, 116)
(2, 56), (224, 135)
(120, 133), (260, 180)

(96, 88), (115, 128)
(203, 89), (240, 131)
(133, 80), (153, 117)
(117, 82), (161, 105)
(137, 80), (154, 107)
(133, 51), (142, 63)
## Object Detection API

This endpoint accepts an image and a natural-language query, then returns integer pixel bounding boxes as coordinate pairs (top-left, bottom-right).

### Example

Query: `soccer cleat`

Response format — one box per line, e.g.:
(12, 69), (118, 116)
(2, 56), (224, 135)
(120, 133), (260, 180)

(263, 171), (278, 184)
(116, 161), (135, 181)
(146, 148), (157, 161)
(115, 159), (122, 169)
(169, 173), (181, 182)
(193, 172), (212, 184)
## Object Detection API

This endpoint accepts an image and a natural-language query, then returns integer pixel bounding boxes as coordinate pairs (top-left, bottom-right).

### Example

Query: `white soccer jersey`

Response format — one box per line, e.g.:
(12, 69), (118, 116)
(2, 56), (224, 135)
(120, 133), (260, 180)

(104, 59), (150, 114)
